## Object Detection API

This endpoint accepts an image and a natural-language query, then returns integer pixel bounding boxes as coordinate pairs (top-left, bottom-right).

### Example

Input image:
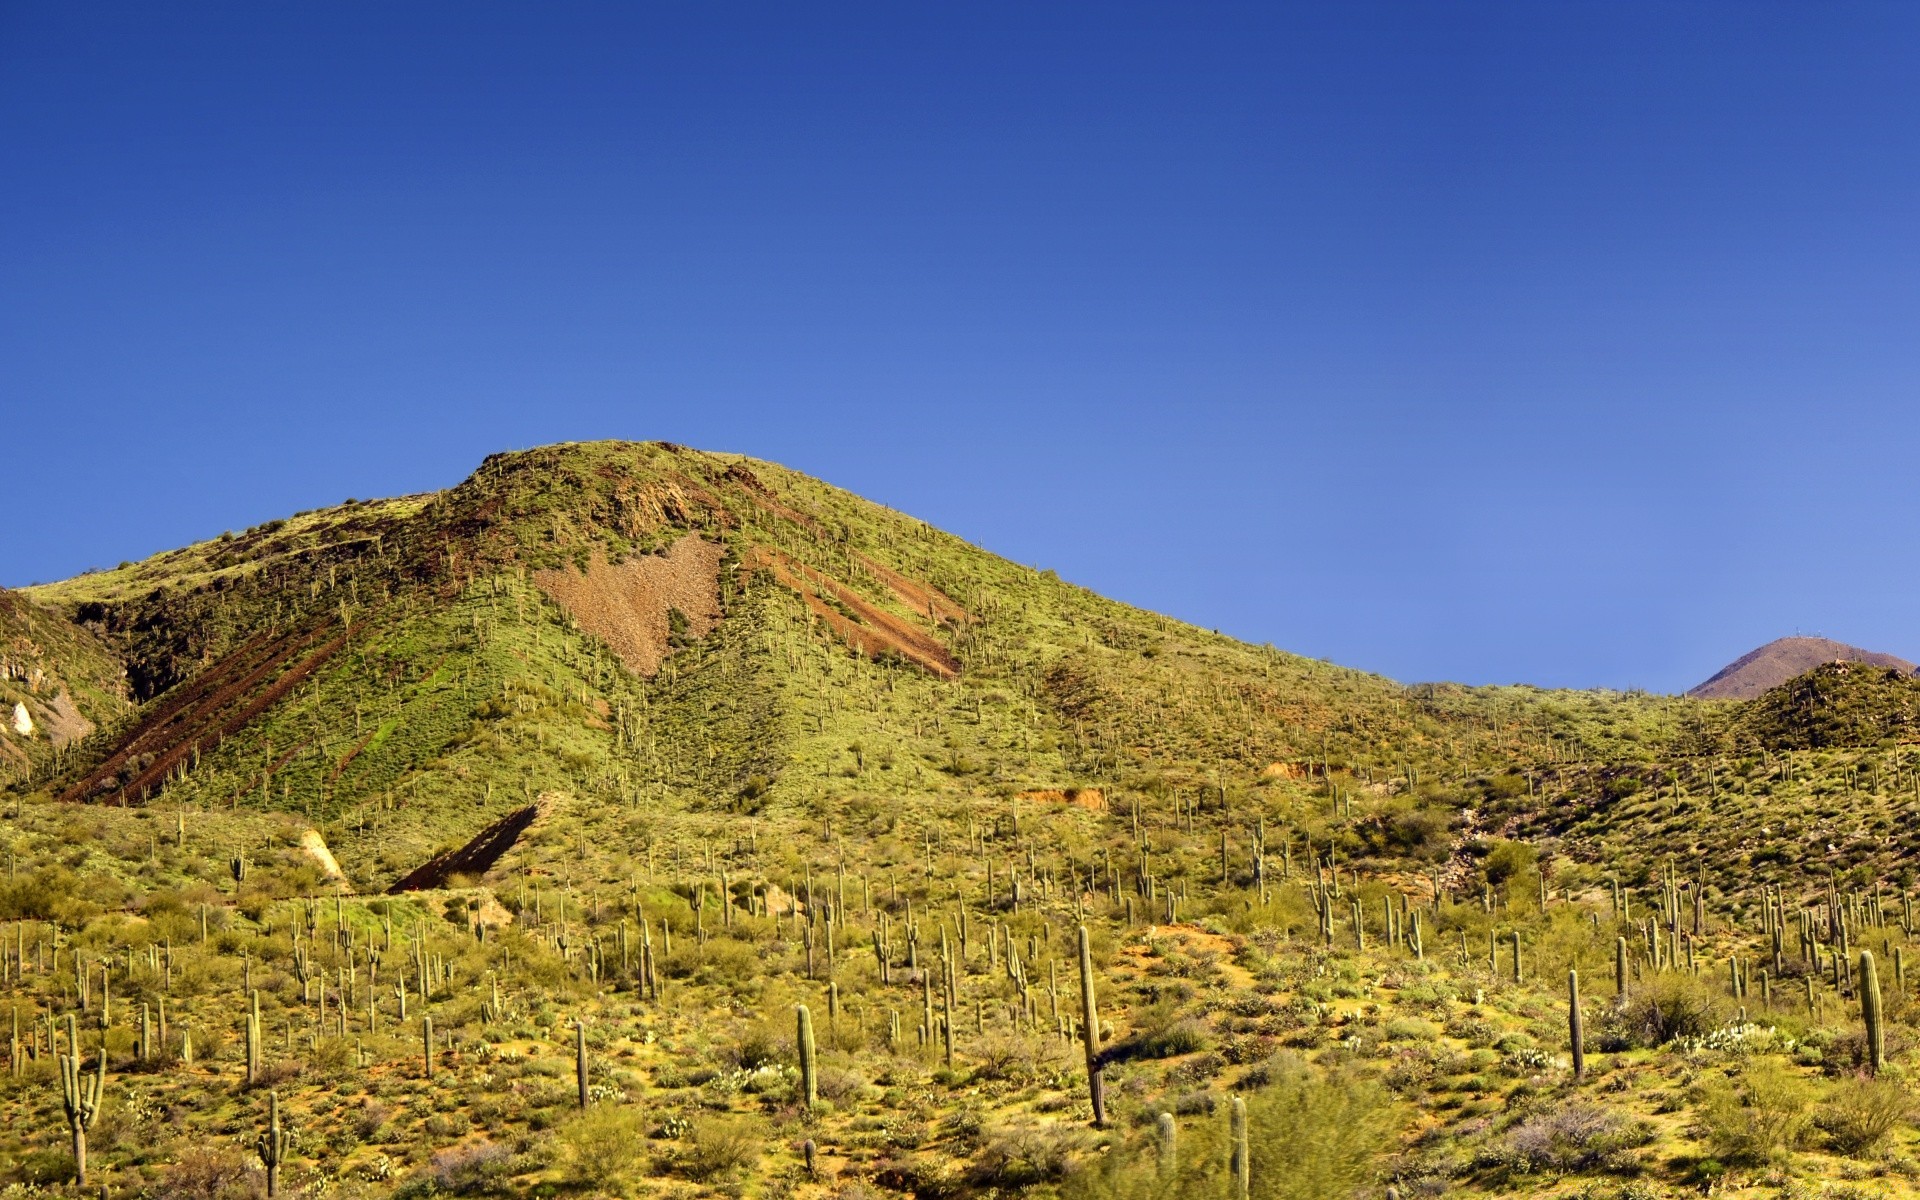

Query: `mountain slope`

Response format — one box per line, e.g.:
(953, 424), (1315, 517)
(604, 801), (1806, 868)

(7, 441), (1920, 1198)
(1688, 634), (1915, 699)
(0, 585), (130, 782)
(20, 441), (1704, 890)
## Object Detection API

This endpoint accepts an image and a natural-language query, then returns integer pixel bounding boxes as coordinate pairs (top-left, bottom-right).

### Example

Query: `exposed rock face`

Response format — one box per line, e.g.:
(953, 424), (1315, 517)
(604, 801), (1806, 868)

(10, 702), (30, 737)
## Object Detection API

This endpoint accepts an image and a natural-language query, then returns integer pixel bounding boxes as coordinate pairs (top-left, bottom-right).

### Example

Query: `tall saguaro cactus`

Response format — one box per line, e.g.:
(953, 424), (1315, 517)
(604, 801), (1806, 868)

(575, 1019), (589, 1108)
(59, 1013), (105, 1188)
(258, 1090), (289, 1198)
(1568, 970), (1585, 1081)
(1861, 950), (1885, 1075)
(1077, 924), (1106, 1127)
(797, 1004), (818, 1111)
(246, 990), (262, 1086)
(1229, 1095), (1250, 1200)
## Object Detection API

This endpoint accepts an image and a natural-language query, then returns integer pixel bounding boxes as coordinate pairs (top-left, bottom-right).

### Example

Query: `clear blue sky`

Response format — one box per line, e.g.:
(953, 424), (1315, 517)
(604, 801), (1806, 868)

(5, 3), (1918, 693)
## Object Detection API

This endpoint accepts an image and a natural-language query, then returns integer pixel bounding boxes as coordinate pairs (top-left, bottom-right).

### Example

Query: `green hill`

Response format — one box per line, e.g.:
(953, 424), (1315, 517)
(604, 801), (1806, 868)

(2, 440), (1916, 1200)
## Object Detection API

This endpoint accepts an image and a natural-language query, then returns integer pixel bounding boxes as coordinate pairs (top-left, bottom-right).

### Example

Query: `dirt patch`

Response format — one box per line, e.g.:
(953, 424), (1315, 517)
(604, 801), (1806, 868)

(742, 546), (960, 678)
(37, 692), (93, 745)
(1116, 924), (1254, 990)
(1261, 761), (1336, 780)
(389, 798), (552, 893)
(533, 534), (724, 676)
(1015, 787), (1106, 811)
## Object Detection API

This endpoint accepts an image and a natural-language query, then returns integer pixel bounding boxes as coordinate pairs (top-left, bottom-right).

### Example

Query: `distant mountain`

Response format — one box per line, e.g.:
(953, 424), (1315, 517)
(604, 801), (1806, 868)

(1688, 636), (1916, 700)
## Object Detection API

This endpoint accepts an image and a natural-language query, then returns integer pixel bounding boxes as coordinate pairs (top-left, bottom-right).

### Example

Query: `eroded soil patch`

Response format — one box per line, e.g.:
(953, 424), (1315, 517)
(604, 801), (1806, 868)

(533, 534), (724, 676)
(743, 546), (960, 678)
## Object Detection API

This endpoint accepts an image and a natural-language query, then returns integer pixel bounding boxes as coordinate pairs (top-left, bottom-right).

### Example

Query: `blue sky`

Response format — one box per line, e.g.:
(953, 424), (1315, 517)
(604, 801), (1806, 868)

(5, 3), (1919, 692)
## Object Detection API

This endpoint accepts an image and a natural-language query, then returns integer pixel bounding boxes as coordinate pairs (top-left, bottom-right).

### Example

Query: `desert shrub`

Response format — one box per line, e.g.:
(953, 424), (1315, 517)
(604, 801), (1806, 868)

(1696, 1059), (1816, 1163)
(965, 1121), (1089, 1188)
(1826, 1026), (1908, 1074)
(817, 1063), (868, 1102)
(1242, 1054), (1400, 1200)
(1105, 1012), (1210, 1064)
(682, 1115), (765, 1181)
(1479, 1103), (1653, 1175)
(1481, 840), (1537, 887)
(1815, 1076), (1913, 1157)
(974, 1032), (1055, 1082)
(1627, 973), (1724, 1046)
(730, 1022), (785, 1070)
(1060, 1123), (1202, 1200)
(425, 1141), (516, 1195)
(159, 1145), (263, 1200)
(1381, 806), (1451, 860)
(559, 1103), (649, 1195)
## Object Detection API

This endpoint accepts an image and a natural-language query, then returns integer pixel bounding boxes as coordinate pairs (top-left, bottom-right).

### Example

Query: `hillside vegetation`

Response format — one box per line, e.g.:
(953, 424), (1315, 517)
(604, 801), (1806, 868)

(1, 440), (1917, 1200)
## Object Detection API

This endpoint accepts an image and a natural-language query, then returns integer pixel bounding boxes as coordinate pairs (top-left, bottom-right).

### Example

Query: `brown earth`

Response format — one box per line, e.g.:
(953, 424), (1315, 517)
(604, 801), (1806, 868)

(38, 692), (94, 745)
(742, 546), (961, 678)
(1260, 761), (1339, 780)
(532, 534), (725, 676)
(1688, 636), (1917, 700)
(1015, 787), (1107, 811)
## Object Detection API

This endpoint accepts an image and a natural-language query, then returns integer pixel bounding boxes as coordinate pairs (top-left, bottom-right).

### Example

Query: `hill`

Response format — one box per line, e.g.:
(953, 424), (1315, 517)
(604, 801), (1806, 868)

(4, 440), (1919, 1200)
(0, 585), (130, 781)
(1688, 634), (1915, 699)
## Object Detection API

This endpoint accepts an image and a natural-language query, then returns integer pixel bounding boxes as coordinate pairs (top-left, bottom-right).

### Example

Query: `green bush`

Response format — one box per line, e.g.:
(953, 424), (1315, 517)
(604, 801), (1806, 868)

(681, 1115), (765, 1181)
(1815, 1076), (1912, 1157)
(1628, 972), (1724, 1046)
(1242, 1054), (1399, 1200)
(559, 1103), (649, 1196)
(1696, 1059), (1816, 1164)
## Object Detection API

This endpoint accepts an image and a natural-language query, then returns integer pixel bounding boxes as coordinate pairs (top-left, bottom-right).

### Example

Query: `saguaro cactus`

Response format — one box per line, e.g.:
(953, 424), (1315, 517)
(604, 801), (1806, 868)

(246, 991), (262, 1086)
(1077, 924), (1106, 1127)
(258, 1090), (288, 1198)
(1229, 1095), (1250, 1200)
(1155, 1112), (1177, 1178)
(59, 1014), (104, 1188)
(1568, 970), (1585, 1081)
(797, 1004), (818, 1110)
(575, 1019), (589, 1108)
(423, 1014), (434, 1081)
(1615, 937), (1628, 1000)
(1861, 950), (1885, 1075)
